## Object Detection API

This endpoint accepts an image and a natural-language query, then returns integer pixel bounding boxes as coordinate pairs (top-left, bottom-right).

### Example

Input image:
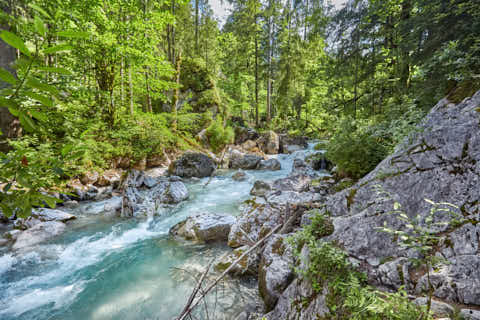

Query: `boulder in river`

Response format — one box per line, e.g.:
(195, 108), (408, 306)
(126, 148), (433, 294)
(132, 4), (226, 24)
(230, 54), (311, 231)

(257, 159), (281, 171)
(13, 221), (66, 250)
(168, 152), (216, 178)
(170, 213), (236, 242)
(257, 131), (280, 155)
(232, 171), (248, 181)
(279, 135), (308, 154)
(230, 154), (263, 170)
(15, 208), (76, 230)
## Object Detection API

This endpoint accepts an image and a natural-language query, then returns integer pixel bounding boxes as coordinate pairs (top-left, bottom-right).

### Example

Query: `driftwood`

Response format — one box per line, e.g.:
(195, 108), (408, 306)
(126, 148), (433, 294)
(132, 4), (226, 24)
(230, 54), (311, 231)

(176, 224), (282, 320)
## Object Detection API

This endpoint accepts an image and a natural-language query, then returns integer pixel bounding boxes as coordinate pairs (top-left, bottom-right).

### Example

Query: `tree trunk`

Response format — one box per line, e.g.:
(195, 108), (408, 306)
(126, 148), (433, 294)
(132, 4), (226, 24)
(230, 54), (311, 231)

(195, 0), (199, 54)
(254, 12), (259, 128)
(145, 70), (152, 113)
(266, 0), (273, 123)
(128, 63), (134, 115)
(0, 0), (20, 152)
(172, 52), (182, 132)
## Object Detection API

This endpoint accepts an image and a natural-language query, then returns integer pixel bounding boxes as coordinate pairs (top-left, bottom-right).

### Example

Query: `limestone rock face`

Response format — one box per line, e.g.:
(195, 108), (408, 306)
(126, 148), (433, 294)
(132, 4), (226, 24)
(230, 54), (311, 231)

(258, 234), (294, 311)
(262, 92), (480, 319)
(169, 152), (215, 178)
(170, 213), (236, 242)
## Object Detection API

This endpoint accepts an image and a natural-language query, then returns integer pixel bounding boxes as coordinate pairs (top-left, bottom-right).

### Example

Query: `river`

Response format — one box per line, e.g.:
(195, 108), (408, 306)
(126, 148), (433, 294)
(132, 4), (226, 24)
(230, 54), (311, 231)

(0, 145), (317, 320)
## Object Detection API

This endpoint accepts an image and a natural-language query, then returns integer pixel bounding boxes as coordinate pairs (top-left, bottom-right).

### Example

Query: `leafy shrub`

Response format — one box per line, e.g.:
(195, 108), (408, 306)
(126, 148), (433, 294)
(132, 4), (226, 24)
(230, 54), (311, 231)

(287, 210), (430, 320)
(205, 118), (235, 153)
(326, 117), (389, 179)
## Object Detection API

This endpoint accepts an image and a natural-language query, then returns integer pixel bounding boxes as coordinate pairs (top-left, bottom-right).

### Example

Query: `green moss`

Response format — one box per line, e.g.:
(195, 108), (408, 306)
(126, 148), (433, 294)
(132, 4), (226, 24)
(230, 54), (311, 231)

(447, 80), (480, 104)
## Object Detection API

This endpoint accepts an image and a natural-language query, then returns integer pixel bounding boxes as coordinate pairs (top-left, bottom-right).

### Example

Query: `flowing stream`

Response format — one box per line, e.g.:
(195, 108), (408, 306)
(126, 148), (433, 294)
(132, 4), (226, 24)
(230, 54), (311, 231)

(0, 145), (317, 320)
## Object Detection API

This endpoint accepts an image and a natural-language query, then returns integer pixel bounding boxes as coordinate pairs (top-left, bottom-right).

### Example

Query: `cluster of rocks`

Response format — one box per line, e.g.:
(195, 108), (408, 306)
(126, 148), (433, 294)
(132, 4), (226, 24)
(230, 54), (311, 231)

(122, 170), (189, 217)
(234, 128), (308, 156)
(169, 91), (480, 320)
(2, 208), (76, 250)
(168, 150), (335, 318)
(265, 91), (480, 320)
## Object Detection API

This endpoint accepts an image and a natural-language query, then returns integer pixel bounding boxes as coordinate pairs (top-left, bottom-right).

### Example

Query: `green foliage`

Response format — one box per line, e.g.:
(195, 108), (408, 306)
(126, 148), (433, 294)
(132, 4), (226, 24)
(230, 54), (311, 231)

(205, 118), (235, 153)
(287, 210), (430, 320)
(326, 118), (389, 179)
(376, 188), (467, 315)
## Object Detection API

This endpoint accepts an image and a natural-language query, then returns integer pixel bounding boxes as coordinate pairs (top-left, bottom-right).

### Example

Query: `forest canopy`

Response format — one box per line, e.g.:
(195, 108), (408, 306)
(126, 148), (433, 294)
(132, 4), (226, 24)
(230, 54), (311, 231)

(0, 0), (479, 215)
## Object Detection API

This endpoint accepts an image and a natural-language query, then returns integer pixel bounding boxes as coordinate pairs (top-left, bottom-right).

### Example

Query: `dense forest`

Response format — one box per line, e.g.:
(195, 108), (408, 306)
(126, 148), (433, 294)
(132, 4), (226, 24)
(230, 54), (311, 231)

(0, 0), (479, 216)
(0, 1), (480, 319)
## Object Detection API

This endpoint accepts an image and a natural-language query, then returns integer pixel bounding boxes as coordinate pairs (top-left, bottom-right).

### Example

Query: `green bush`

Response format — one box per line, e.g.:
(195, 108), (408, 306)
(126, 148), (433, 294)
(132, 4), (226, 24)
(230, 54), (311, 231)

(326, 118), (389, 179)
(287, 210), (430, 320)
(205, 118), (235, 153)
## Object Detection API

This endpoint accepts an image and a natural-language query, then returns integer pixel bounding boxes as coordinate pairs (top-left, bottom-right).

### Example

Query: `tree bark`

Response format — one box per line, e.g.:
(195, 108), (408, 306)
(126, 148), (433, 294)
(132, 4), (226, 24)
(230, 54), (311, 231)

(0, 0), (21, 152)
(254, 8), (259, 127)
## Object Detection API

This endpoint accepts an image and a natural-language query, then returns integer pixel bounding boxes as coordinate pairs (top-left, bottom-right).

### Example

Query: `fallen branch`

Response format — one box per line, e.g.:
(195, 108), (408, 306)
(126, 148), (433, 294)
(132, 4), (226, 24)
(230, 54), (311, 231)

(176, 224), (282, 320)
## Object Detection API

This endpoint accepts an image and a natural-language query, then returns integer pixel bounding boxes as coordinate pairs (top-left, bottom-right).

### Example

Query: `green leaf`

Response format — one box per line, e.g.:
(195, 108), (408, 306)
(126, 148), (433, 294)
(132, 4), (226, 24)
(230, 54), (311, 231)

(56, 30), (90, 39)
(24, 91), (54, 107)
(43, 44), (73, 54)
(61, 144), (74, 156)
(37, 66), (72, 75)
(30, 110), (48, 122)
(34, 16), (47, 37)
(19, 112), (36, 133)
(28, 4), (51, 19)
(0, 67), (17, 85)
(0, 30), (31, 57)
(8, 107), (20, 117)
(393, 202), (401, 210)
(0, 97), (18, 109)
(26, 77), (60, 97)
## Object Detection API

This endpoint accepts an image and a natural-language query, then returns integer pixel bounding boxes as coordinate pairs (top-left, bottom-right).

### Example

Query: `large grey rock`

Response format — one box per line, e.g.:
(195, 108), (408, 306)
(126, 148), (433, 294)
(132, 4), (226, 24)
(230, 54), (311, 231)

(311, 91), (480, 306)
(13, 221), (66, 250)
(15, 208), (76, 230)
(230, 154), (263, 170)
(414, 297), (454, 317)
(259, 234), (294, 311)
(461, 309), (480, 320)
(279, 135), (308, 154)
(154, 181), (189, 204)
(122, 176), (189, 217)
(169, 152), (215, 178)
(257, 159), (281, 171)
(79, 196), (122, 216)
(170, 213), (236, 242)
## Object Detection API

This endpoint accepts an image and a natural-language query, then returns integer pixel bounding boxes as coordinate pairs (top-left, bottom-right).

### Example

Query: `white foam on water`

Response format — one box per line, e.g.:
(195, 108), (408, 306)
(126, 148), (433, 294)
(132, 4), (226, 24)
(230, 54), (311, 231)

(0, 282), (86, 317)
(0, 253), (16, 276)
(0, 218), (166, 318)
